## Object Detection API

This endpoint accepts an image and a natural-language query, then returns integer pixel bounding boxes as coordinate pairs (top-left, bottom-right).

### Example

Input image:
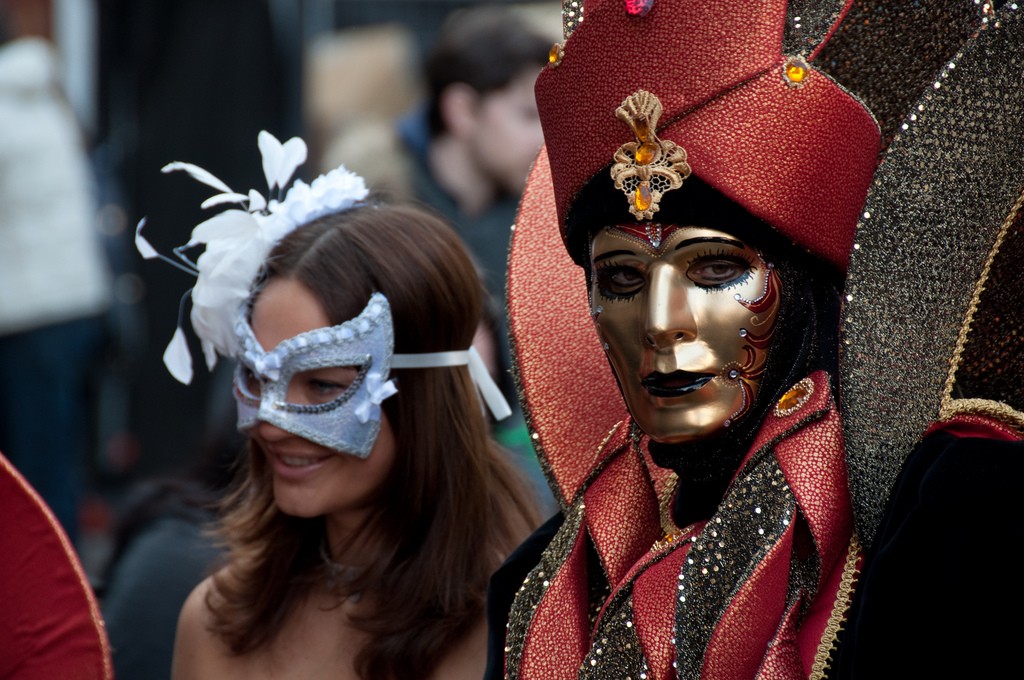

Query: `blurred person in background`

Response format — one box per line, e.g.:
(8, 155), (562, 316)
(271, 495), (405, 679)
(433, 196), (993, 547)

(324, 4), (556, 513)
(405, 3), (553, 509)
(98, 416), (241, 680)
(408, 3), (549, 285)
(0, 0), (112, 545)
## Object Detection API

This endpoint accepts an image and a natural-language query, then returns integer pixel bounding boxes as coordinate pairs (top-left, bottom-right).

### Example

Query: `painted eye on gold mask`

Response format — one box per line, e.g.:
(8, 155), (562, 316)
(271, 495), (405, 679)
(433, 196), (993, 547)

(595, 252), (754, 299)
(595, 264), (645, 298)
(686, 253), (754, 289)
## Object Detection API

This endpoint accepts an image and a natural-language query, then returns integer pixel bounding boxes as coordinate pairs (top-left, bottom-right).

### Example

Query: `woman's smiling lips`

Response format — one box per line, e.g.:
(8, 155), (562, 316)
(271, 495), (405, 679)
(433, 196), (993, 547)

(641, 371), (715, 398)
(269, 450), (334, 480)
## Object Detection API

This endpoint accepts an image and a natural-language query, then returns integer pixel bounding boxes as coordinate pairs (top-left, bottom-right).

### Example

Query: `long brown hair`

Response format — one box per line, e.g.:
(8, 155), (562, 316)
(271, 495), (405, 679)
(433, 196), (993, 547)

(207, 203), (540, 678)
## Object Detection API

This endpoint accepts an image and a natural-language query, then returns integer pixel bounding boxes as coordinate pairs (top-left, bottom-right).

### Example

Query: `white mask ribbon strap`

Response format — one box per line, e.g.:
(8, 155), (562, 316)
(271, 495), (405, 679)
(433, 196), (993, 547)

(391, 347), (512, 421)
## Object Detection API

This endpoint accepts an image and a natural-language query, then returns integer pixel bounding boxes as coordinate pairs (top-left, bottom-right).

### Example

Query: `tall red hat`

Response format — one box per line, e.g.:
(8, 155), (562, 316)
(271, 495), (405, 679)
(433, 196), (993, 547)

(509, 0), (884, 507)
(534, 0), (881, 272)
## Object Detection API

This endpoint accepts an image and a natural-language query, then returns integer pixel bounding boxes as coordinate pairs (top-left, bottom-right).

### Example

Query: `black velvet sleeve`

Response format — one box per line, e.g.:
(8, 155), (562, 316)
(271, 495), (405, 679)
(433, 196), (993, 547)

(832, 431), (1024, 679)
(483, 511), (564, 680)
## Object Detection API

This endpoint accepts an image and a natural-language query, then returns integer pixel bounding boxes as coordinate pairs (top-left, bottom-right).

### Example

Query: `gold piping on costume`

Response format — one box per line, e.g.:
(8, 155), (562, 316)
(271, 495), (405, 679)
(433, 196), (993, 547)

(809, 533), (863, 680)
(939, 398), (1024, 432)
(578, 420), (629, 503)
(610, 90), (691, 220)
(656, 471), (679, 538)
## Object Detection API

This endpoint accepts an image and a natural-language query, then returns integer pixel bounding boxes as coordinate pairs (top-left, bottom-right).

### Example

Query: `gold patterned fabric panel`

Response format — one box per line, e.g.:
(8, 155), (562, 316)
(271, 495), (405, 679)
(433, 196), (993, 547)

(674, 453), (798, 679)
(561, 0), (584, 39)
(839, 4), (1024, 545)
(817, 0), (982, 147)
(579, 591), (651, 679)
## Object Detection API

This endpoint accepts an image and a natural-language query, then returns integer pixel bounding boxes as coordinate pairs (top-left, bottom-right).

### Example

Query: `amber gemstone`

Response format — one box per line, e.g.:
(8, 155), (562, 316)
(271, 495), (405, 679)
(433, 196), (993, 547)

(636, 141), (658, 165)
(785, 62), (807, 84)
(777, 383), (810, 412)
(548, 43), (562, 66)
(634, 183), (653, 211)
(634, 114), (651, 142)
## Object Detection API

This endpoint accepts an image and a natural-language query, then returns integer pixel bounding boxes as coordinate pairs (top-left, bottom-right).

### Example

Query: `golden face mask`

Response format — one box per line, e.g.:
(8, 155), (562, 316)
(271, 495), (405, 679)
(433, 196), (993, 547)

(589, 224), (781, 444)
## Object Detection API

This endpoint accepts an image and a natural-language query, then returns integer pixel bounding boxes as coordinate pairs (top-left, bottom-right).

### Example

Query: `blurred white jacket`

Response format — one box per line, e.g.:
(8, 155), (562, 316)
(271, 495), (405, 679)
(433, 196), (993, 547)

(0, 37), (110, 335)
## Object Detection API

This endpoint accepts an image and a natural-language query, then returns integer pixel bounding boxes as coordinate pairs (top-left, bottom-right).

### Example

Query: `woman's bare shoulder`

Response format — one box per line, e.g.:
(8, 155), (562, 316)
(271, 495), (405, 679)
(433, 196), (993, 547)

(172, 574), (239, 679)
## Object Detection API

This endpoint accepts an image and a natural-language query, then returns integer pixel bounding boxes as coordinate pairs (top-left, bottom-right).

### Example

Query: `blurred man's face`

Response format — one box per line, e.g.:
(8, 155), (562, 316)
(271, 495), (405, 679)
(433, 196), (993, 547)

(469, 68), (544, 197)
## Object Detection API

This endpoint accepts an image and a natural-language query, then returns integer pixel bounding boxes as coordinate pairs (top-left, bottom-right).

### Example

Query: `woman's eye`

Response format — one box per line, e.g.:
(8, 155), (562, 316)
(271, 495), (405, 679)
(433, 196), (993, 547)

(596, 265), (645, 297)
(687, 258), (751, 287)
(306, 379), (346, 403)
(295, 366), (358, 405)
(243, 367), (263, 397)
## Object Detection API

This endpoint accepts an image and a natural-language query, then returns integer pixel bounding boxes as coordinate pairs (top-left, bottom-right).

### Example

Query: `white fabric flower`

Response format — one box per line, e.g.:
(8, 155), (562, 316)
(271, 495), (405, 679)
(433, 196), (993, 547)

(354, 371), (398, 424)
(270, 166), (368, 226)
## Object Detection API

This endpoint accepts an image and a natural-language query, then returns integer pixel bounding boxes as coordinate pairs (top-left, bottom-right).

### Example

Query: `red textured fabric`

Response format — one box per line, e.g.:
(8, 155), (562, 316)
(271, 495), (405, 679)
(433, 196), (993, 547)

(535, 0), (880, 272)
(923, 413), (1023, 442)
(758, 598), (807, 678)
(702, 371), (853, 678)
(771, 375), (853, 585)
(0, 452), (112, 680)
(704, 527), (795, 679)
(583, 441), (662, 586)
(632, 546), (691, 679)
(509, 150), (629, 506)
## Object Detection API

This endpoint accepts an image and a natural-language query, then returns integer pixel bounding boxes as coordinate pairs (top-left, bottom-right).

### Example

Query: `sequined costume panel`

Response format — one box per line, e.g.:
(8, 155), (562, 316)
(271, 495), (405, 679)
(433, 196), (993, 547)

(839, 3), (1024, 543)
(503, 372), (858, 679)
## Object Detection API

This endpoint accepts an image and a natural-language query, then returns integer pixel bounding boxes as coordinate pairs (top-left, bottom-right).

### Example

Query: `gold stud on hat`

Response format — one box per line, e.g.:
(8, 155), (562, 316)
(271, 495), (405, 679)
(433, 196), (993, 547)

(548, 42), (565, 68)
(783, 56), (810, 87)
(610, 90), (691, 220)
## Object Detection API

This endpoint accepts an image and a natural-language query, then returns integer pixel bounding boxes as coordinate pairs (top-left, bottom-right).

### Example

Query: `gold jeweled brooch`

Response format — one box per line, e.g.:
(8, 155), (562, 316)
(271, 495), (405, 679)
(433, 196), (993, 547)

(610, 90), (691, 220)
(774, 377), (815, 417)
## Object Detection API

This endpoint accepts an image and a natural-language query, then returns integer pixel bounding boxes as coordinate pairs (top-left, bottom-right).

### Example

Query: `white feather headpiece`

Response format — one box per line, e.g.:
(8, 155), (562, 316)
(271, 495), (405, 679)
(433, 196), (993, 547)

(135, 131), (369, 384)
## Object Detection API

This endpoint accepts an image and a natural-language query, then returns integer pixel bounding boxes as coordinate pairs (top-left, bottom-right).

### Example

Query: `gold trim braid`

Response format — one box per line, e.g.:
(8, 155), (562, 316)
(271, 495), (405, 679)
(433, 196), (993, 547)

(939, 398), (1024, 433)
(809, 534), (863, 680)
